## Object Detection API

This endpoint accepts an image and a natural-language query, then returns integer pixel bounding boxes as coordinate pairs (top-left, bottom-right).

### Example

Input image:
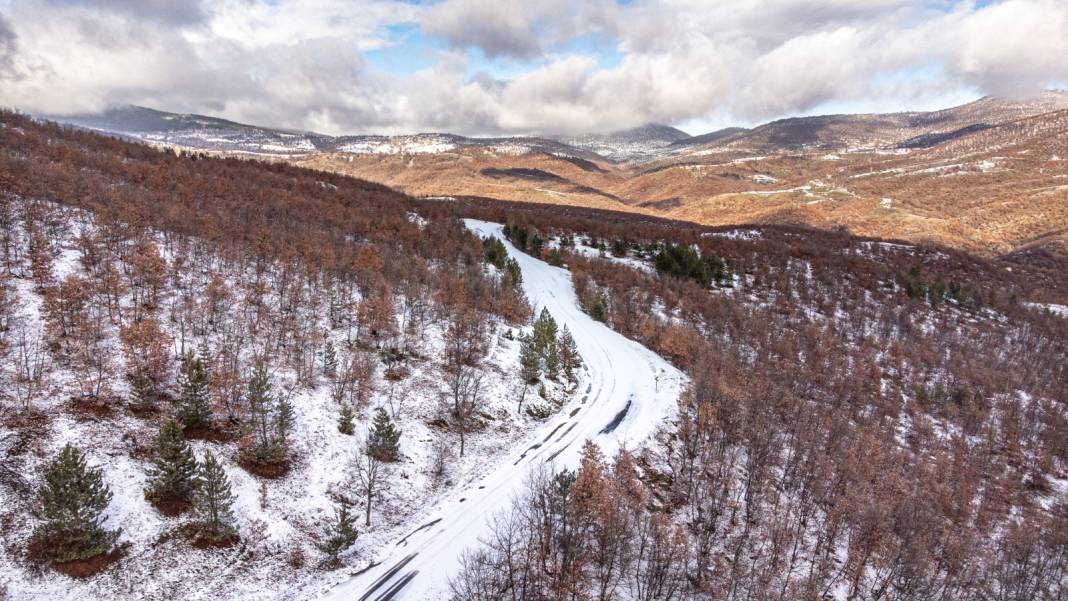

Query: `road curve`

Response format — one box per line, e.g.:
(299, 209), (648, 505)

(319, 220), (686, 601)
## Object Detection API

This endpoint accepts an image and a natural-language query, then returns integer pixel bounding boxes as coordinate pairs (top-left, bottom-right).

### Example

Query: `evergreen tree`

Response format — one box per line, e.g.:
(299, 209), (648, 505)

(338, 405), (355, 435)
(505, 258), (523, 289)
(322, 341), (338, 378)
(129, 368), (158, 411)
(144, 420), (199, 505)
(275, 395), (296, 447)
(519, 337), (541, 383)
(558, 326), (582, 382)
(588, 295), (607, 322)
(33, 444), (120, 562)
(316, 503), (359, 562)
(176, 352), (211, 429)
(518, 337), (541, 413)
(193, 450), (236, 540)
(367, 408), (401, 461)
(246, 361), (280, 462)
(544, 338), (561, 380)
(482, 236), (508, 269)
(532, 308), (558, 354)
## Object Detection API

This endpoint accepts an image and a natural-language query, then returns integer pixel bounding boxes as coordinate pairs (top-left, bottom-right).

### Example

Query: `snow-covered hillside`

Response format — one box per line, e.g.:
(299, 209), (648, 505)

(318, 221), (685, 600)
(0, 201), (581, 600)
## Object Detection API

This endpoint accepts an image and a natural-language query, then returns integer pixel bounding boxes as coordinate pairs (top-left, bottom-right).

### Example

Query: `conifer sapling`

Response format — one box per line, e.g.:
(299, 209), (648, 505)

(144, 419), (199, 507)
(176, 352), (211, 429)
(338, 406), (355, 435)
(316, 503), (359, 562)
(367, 408), (401, 462)
(33, 443), (120, 562)
(193, 450), (237, 540)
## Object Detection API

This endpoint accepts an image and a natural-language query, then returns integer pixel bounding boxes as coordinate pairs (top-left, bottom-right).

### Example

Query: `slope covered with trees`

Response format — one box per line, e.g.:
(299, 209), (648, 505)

(450, 200), (1068, 600)
(0, 112), (584, 599)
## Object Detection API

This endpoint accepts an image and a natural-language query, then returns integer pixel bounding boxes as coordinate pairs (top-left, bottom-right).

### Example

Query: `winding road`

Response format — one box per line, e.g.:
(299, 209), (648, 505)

(319, 220), (686, 601)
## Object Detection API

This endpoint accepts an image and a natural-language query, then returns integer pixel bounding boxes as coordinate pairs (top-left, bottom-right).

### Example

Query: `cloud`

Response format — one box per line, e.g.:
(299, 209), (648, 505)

(0, 13), (17, 76)
(419, 0), (616, 59)
(59, 0), (209, 26)
(0, 0), (1065, 135)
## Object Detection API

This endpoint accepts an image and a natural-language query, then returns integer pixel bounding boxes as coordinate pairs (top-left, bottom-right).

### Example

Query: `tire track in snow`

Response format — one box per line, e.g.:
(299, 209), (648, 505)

(318, 220), (685, 601)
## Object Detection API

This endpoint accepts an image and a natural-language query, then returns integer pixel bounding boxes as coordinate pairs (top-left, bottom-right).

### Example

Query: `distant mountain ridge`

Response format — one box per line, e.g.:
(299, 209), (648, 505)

(53, 92), (1068, 165)
(553, 124), (692, 162)
(675, 91), (1068, 153)
(43, 92), (1068, 260)
(53, 105), (670, 163)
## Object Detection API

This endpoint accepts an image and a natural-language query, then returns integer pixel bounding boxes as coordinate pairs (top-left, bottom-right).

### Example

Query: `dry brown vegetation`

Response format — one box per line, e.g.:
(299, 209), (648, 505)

(296, 97), (1068, 260)
(450, 201), (1068, 601)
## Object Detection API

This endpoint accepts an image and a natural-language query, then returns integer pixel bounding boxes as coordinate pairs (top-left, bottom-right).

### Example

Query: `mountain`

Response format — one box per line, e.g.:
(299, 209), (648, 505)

(554, 123), (692, 162)
(669, 126), (749, 148)
(45, 93), (1068, 258)
(54, 105), (335, 155)
(675, 91), (1068, 153)
(3, 107), (1066, 601)
(51, 105), (614, 161)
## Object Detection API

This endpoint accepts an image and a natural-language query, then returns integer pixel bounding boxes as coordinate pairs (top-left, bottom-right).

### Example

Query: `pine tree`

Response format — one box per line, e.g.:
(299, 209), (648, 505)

(558, 326), (582, 382)
(194, 450), (236, 540)
(316, 503), (359, 562)
(176, 352), (211, 429)
(520, 337), (541, 383)
(544, 338), (561, 380)
(129, 368), (158, 412)
(338, 406), (355, 435)
(275, 395), (295, 447)
(532, 308), (558, 354)
(322, 341), (338, 378)
(367, 408), (401, 461)
(518, 337), (541, 412)
(505, 258), (523, 289)
(246, 360), (280, 462)
(33, 443), (120, 562)
(144, 420), (199, 506)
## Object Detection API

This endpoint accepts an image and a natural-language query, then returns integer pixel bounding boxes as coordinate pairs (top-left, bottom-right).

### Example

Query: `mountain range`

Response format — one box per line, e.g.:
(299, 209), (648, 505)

(51, 92), (1068, 258)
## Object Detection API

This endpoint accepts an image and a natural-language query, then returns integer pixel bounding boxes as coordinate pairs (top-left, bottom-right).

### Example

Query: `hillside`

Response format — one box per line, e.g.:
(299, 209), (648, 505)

(0, 112), (554, 599)
(49, 94), (1068, 259)
(1, 114), (1066, 600)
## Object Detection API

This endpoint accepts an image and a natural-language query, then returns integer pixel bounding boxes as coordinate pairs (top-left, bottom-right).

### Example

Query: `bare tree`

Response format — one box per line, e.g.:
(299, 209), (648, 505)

(353, 436), (389, 527)
(10, 318), (48, 409)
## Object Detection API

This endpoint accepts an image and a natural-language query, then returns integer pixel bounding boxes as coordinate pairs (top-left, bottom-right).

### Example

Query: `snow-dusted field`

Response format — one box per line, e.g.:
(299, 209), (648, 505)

(318, 221), (686, 600)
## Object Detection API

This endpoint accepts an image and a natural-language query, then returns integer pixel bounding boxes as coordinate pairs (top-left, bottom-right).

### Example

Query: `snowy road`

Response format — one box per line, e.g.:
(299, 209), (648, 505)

(319, 220), (686, 601)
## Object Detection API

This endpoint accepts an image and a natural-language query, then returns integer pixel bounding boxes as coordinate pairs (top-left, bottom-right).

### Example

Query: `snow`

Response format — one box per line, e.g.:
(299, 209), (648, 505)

(704, 228), (762, 240)
(337, 136), (457, 155)
(560, 240), (654, 273)
(1024, 303), (1068, 318)
(0, 204), (567, 601)
(318, 221), (687, 601)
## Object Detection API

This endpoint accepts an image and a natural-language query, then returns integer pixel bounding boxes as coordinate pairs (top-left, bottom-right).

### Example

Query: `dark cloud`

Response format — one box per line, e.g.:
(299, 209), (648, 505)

(0, 13), (17, 76)
(53, 0), (207, 26)
(420, 0), (616, 59)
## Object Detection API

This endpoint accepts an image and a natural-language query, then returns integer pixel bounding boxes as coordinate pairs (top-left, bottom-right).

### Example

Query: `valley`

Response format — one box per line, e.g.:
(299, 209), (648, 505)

(57, 93), (1068, 259)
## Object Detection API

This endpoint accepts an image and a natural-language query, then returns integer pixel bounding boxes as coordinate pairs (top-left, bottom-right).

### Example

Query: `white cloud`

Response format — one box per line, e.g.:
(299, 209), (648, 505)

(0, 0), (1065, 135)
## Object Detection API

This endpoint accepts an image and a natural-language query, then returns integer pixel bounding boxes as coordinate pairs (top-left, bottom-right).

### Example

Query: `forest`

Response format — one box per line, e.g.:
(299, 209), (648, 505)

(450, 201), (1068, 599)
(1, 112), (1066, 600)
(0, 112), (583, 598)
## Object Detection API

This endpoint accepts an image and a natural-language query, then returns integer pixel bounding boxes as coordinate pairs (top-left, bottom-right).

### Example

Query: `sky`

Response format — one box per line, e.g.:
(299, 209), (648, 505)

(0, 0), (1066, 136)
